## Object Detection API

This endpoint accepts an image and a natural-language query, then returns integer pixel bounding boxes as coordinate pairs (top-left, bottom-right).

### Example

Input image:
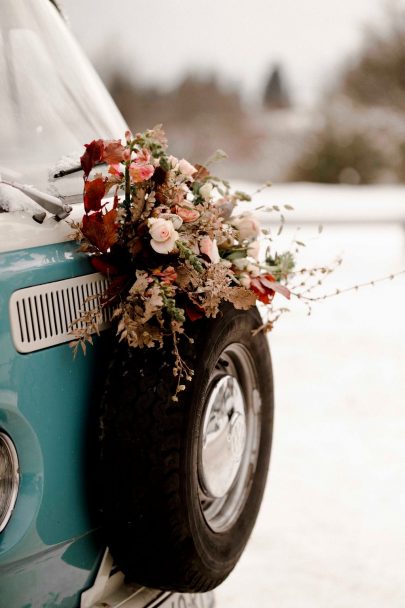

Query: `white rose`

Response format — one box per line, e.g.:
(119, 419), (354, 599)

(178, 158), (197, 177)
(148, 218), (179, 254)
(233, 213), (261, 241)
(199, 182), (213, 201)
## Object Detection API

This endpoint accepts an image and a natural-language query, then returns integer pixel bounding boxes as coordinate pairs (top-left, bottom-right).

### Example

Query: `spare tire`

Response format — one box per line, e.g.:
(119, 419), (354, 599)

(99, 304), (274, 592)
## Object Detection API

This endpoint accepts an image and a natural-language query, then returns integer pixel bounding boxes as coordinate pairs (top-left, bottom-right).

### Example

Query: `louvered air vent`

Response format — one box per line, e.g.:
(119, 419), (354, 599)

(9, 273), (112, 353)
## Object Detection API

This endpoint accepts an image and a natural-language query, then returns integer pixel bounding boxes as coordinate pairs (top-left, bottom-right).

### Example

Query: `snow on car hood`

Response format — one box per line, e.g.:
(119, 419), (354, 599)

(0, 204), (84, 254)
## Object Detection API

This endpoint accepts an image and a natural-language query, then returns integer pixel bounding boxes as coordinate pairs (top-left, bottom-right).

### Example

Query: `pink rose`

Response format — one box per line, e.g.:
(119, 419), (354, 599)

(148, 218), (179, 254)
(199, 236), (220, 263)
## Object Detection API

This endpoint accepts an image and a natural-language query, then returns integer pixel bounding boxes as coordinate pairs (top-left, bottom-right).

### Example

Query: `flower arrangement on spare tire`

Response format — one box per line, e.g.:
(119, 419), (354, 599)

(71, 125), (293, 397)
(69, 125), (329, 592)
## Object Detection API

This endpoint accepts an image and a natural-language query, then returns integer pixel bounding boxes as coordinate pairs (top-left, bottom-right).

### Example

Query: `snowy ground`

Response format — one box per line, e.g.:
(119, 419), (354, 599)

(216, 184), (405, 608)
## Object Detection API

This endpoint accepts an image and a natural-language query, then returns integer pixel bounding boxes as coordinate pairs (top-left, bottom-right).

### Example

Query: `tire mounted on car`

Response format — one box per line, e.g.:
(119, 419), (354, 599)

(99, 304), (274, 592)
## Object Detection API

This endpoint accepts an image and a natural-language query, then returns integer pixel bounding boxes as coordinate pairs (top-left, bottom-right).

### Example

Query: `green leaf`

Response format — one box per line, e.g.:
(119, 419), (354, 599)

(159, 156), (170, 171)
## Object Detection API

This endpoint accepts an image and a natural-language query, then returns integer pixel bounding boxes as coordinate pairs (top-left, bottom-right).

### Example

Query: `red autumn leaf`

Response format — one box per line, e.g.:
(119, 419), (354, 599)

(80, 139), (104, 177)
(83, 176), (106, 212)
(102, 140), (126, 164)
(82, 208), (118, 253)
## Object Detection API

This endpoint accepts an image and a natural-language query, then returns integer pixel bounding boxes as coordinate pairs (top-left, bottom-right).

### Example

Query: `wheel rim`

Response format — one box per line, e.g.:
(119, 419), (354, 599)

(198, 343), (262, 532)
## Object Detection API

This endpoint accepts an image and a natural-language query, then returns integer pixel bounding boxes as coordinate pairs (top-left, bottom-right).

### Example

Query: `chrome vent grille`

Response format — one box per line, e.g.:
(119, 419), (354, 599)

(9, 273), (112, 353)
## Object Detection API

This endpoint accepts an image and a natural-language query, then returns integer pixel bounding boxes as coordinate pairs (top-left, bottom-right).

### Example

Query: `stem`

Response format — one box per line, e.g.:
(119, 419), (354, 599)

(293, 269), (405, 302)
(124, 164), (131, 219)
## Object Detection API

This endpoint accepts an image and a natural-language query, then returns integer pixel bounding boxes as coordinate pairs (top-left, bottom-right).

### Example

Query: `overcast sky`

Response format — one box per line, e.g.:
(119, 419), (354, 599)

(62, 0), (404, 106)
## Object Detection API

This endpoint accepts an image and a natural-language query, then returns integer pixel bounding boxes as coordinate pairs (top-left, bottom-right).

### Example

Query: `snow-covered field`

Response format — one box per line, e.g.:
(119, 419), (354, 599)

(216, 184), (405, 607)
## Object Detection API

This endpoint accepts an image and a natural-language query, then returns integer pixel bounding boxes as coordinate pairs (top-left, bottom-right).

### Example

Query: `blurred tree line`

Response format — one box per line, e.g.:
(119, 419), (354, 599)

(290, 4), (405, 184)
(105, 72), (263, 177)
(100, 5), (405, 185)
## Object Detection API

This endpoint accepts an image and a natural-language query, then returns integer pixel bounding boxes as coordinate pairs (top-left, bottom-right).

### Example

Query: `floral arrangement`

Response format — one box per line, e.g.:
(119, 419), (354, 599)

(70, 125), (321, 398)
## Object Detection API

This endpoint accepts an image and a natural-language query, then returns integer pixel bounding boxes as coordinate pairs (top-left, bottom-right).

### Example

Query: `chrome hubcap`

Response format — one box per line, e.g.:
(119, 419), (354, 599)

(201, 375), (247, 498)
(198, 343), (261, 532)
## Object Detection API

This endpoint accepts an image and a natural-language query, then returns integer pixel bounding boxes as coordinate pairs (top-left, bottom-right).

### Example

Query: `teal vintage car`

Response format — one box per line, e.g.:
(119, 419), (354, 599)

(0, 2), (273, 607)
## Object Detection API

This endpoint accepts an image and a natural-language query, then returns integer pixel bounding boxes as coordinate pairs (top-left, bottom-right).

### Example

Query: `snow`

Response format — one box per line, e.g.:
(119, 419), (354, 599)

(0, 182), (44, 214)
(48, 151), (81, 181)
(0, 193), (84, 254)
(0, 182), (403, 603)
(215, 186), (405, 607)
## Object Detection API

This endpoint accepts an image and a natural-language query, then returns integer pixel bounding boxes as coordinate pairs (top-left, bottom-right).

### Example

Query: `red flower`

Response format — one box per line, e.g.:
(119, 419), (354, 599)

(250, 274), (291, 304)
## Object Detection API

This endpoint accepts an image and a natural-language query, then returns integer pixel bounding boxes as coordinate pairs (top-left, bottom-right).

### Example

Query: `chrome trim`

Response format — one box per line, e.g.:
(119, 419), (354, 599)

(201, 375), (247, 499)
(0, 432), (20, 533)
(9, 273), (111, 353)
(198, 343), (261, 533)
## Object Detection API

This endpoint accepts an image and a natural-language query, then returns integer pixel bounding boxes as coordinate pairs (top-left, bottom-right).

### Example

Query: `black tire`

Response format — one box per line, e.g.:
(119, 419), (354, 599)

(99, 304), (274, 592)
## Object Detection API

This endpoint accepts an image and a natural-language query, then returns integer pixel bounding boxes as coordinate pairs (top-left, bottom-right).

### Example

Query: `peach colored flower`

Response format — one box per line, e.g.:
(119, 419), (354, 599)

(233, 213), (261, 241)
(148, 218), (179, 254)
(136, 148), (151, 164)
(199, 236), (220, 263)
(129, 162), (155, 183)
(174, 205), (200, 223)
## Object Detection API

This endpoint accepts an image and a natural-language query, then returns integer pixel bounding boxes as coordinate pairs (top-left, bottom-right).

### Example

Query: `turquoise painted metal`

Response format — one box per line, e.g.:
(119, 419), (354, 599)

(0, 242), (109, 607)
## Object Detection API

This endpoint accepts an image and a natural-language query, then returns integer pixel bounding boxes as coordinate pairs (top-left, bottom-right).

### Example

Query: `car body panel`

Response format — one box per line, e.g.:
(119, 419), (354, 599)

(0, 242), (107, 607)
